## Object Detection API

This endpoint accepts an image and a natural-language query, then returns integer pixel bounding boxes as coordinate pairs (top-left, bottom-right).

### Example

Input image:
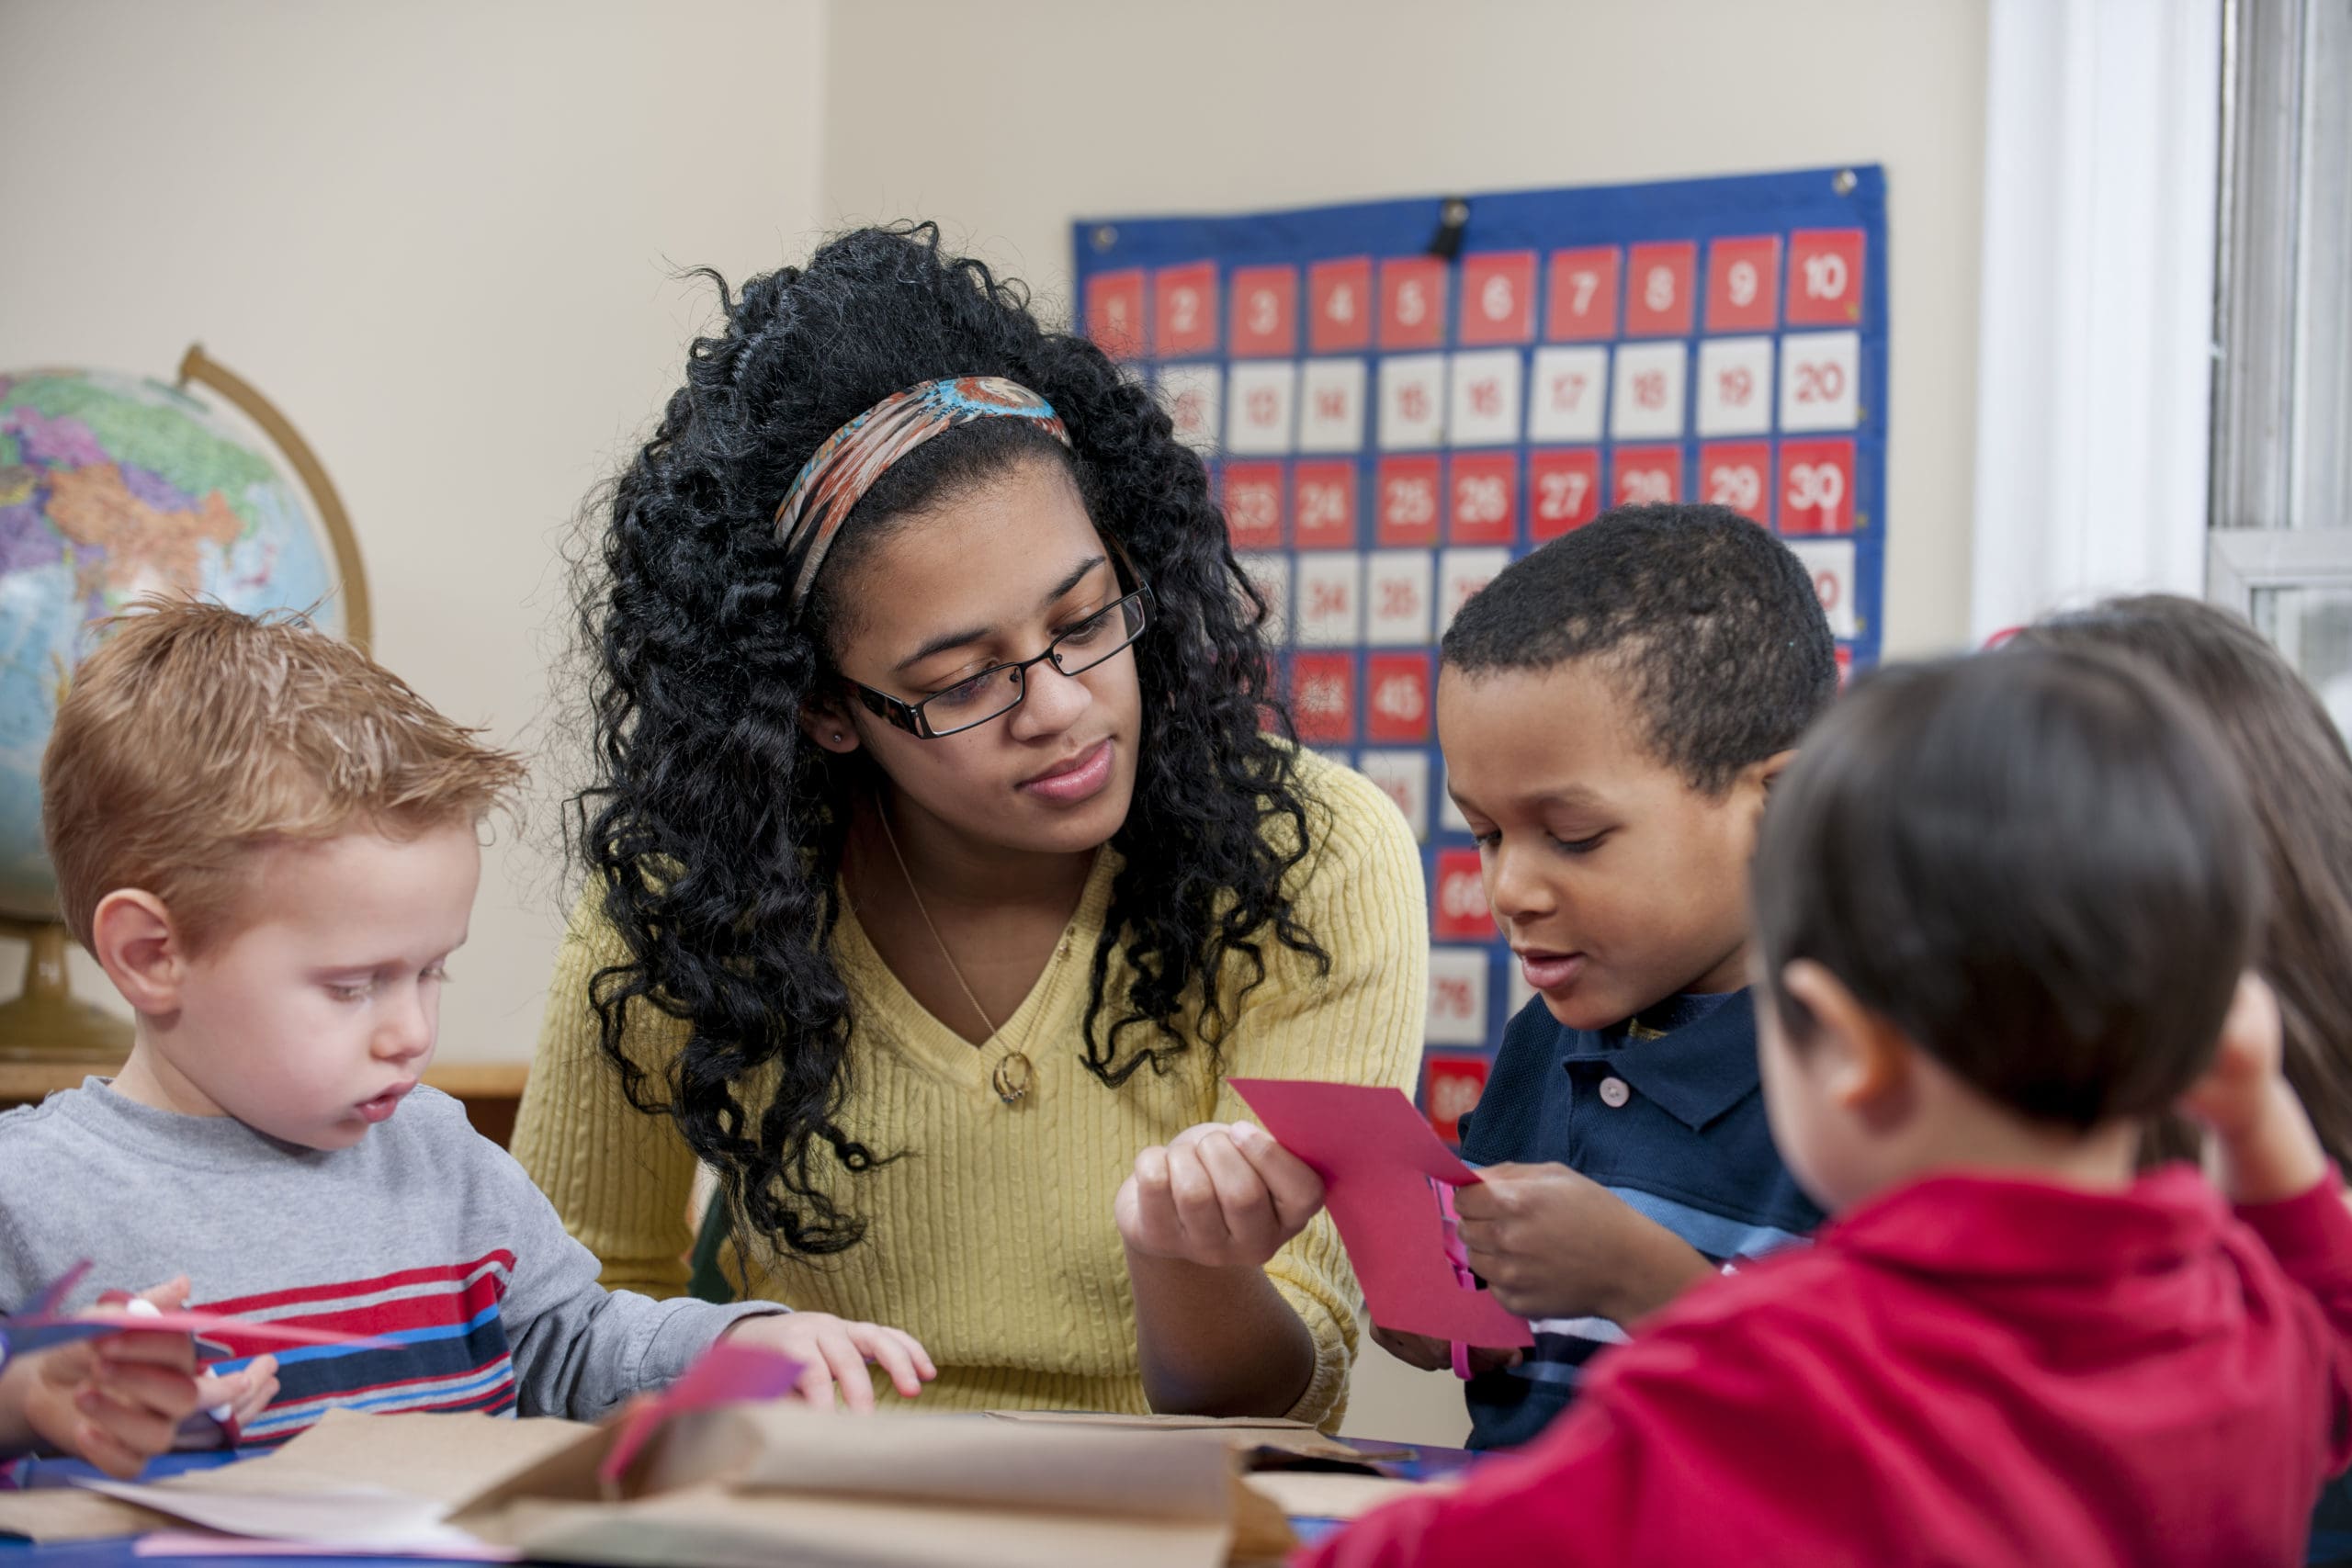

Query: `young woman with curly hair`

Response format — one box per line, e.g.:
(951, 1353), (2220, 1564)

(511, 225), (1426, 1427)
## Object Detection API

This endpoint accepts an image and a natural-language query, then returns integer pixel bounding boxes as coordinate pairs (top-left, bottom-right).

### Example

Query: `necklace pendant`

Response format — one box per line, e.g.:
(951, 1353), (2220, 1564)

(990, 1052), (1035, 1106)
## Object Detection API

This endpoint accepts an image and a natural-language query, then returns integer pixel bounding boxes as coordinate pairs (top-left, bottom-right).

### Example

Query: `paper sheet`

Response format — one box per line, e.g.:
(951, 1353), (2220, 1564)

(1229, 1079), (1532, 1347)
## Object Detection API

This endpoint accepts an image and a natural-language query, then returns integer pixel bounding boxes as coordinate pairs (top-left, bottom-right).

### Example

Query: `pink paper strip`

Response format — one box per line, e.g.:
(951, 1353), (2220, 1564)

(598, 1337), (806, 1486)
(1230, 1079), (1532, 1348)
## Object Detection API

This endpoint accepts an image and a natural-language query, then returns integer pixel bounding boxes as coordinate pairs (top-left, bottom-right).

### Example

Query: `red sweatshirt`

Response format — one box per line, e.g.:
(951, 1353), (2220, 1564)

(1306, 1168), (2352, 1568)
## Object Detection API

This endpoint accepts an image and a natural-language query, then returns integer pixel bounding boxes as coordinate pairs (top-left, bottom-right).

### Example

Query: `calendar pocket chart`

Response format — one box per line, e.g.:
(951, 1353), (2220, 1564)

(1077, 166), (1887, 1144)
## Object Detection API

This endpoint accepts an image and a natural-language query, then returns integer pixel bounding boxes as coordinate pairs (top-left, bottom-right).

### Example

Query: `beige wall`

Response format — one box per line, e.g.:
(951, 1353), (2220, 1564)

(822, 0), (1988, 659)
(6, 0), (1987, 1448)
(821, 0), (1989, 1444)
(0, 0), (830, 1061)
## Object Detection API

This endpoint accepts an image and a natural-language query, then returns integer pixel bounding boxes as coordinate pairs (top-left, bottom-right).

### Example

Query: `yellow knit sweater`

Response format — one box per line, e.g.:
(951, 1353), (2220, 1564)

(511, 750), (1426, 1430)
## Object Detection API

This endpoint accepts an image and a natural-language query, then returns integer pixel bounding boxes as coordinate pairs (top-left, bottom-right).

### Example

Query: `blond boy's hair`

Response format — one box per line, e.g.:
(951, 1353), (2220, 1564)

(42, 598), (526, 953)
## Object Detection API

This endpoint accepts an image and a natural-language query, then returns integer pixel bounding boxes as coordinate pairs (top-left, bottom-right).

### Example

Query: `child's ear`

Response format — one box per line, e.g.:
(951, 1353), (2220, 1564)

(1752, 747), (1798, 799)
(1777, 958), (1911, 1115)
(797, 694), (863, 757)
(90, 889), (187, 1015)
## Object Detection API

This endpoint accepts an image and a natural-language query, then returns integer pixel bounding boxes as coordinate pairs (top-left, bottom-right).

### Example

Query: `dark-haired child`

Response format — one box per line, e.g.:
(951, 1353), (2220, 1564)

(1371, 504), (1832, 1450)
(2019, 594), (2352, 1564)
(1308, 646), (2352, 1568)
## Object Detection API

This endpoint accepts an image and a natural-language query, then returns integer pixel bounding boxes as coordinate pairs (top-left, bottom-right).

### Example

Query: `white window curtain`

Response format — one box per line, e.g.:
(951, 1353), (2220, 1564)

(1969, 0), (2224, 643)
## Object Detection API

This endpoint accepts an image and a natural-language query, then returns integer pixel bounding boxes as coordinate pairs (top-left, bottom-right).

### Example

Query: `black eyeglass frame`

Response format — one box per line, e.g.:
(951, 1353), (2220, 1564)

(844, 546), (1156, 739)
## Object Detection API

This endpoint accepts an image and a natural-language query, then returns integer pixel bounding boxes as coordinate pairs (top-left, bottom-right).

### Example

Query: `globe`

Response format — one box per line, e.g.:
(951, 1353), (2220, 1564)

(0, 353), (366, 959)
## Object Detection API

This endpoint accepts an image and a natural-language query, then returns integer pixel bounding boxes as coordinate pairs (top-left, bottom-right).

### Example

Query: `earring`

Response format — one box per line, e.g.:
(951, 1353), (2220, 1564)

(833, 731), (845, 742)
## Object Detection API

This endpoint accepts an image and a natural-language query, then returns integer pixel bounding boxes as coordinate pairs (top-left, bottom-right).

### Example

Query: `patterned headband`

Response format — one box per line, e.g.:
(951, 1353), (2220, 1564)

(774, 375), (1071, 617)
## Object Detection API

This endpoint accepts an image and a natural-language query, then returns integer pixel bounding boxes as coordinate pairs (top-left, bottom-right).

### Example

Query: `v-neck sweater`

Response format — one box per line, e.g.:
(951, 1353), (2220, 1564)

(512, 750), (1426, 1429)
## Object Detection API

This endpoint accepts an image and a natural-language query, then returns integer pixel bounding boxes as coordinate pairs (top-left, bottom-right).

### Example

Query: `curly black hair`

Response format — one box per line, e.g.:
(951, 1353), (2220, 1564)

(1441, 503), (1838, 794)
(571, 224), (1327, 1257)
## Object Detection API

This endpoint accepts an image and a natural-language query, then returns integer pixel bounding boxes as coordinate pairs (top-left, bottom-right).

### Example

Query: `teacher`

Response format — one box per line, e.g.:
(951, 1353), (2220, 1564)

(513, 225), (1425, 1428)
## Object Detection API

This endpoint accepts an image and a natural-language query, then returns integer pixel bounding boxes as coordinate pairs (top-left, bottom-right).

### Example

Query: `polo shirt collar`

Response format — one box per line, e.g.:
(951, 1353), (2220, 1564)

(1556, 988), (1759, 1132)
(1826, 1165), (2226, 1281)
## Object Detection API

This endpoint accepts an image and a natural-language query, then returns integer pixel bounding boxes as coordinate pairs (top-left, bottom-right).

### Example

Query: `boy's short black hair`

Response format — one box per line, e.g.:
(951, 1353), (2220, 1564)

(1752, 647), (2266, 1130)
(1441, 504), (1838, 793)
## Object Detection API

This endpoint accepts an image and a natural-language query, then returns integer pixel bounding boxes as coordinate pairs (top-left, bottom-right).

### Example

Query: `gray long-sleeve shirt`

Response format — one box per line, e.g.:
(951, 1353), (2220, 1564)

(0, 1080), (778, 1440)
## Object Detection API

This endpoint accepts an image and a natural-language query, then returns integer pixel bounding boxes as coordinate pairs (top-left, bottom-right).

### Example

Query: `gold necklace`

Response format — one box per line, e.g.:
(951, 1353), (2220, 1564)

(876, 807), (1037, 1106)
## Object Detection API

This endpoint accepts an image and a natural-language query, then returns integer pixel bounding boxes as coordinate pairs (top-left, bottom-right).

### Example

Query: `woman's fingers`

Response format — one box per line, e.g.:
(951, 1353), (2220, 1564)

(1228, 1122), (1325, 1231)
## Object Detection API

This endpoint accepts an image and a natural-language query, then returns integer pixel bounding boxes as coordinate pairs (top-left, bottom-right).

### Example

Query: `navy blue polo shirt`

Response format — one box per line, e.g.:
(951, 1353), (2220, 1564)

(1455, 987), (1824, 1450)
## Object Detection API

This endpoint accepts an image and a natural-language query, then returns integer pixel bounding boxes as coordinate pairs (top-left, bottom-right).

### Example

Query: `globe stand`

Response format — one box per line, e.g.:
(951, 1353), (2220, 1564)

(0, 918), (130, 1064)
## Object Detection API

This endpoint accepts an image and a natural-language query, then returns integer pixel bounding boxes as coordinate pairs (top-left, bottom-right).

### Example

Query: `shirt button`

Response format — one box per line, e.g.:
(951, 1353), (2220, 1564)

(1599, 1076), (1632, 1109)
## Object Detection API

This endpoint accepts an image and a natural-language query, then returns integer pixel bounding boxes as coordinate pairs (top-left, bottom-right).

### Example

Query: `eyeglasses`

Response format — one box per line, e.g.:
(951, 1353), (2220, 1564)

(848, 585), (1155, 739)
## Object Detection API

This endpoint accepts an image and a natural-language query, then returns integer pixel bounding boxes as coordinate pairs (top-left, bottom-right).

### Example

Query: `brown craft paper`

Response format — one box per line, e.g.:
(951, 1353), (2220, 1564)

(8, 1401), (1333, 1566)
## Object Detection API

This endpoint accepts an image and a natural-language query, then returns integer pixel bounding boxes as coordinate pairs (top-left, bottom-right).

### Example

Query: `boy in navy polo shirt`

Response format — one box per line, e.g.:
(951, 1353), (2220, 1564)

(1372, 504), (1834, 1450)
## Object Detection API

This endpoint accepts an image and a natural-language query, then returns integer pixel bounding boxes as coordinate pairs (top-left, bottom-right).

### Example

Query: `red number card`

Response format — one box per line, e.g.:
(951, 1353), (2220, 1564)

(1293, 460), (1358, 549)
(1085, 268), (1147, 360)
(1228, 265), (1299, 358)
(1447, 452), (1518, 546)
(1624, 241), (1697, 337)
(1698, 441), (1773, 525)
(1424, 1055), (1491, 1145)
(1787, 229), (1866, 325)
(1365, 651), (1435, 742)
(1291, 653), (1355, 743)
(1459, 251), (1536, 345)
(1376, 455), (1442, 547)
(1433, 847), (1497, 940)
(1612, 446), (1683, 507)
(1380, 256), (1449, 350)
(1545, 246), (1621, 341)
(1705, 236), (1781, 333)
(1154, 262), (1219, 357)
(1222, 461), (1285, 550)
(1779, 437), (1857, 535)
(1308, 256), (1374, 354)
(1529, 447), (1602, 541)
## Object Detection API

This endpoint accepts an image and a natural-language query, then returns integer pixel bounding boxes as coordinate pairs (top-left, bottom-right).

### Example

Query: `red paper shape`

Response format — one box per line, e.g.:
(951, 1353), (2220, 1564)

(1293, 461), (1358, 550)
(1545, 247), (1622, 341)
(1779, 438), (1857, 534)
(1447, 453), (1518, 546)
(1529, 448), (1602, 541)
(1222, 462), (1286, 551)
(1432, 849), (1496, 940)
(1364, 652), (1434, 743)
(1424, 1056), (1491, 1145)
(1153, 262), (1219, 357)
(1379, 257), (1449, 350)
(1084, 269), (1148, 360)
(1704, 236), (1782, 333)
(600, 1339), (806, 1487)
(1308, 256), (1374, 354)
(1458, 252), (1537, 345)
(1228, 265), (1299, 358)
(1375, 456), (1442, 547)
(1698, 441), (1775, 527)
(1611, 446), (1684, 507)
(1290, 654), (1355, 743)
(1624, 241), (1697, 337)
(1229, 1079), (1531, 1348)
(1786, 229), (1867, 325)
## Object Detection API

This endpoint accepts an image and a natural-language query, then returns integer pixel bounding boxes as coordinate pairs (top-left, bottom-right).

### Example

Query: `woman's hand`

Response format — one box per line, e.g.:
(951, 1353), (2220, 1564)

(1116, 1122), (1326, 1269)
(722, 1313), (936, 1413)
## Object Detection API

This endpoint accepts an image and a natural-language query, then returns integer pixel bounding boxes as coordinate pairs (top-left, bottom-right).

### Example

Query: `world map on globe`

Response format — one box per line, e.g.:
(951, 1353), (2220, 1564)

(0, 367), (342, 919)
